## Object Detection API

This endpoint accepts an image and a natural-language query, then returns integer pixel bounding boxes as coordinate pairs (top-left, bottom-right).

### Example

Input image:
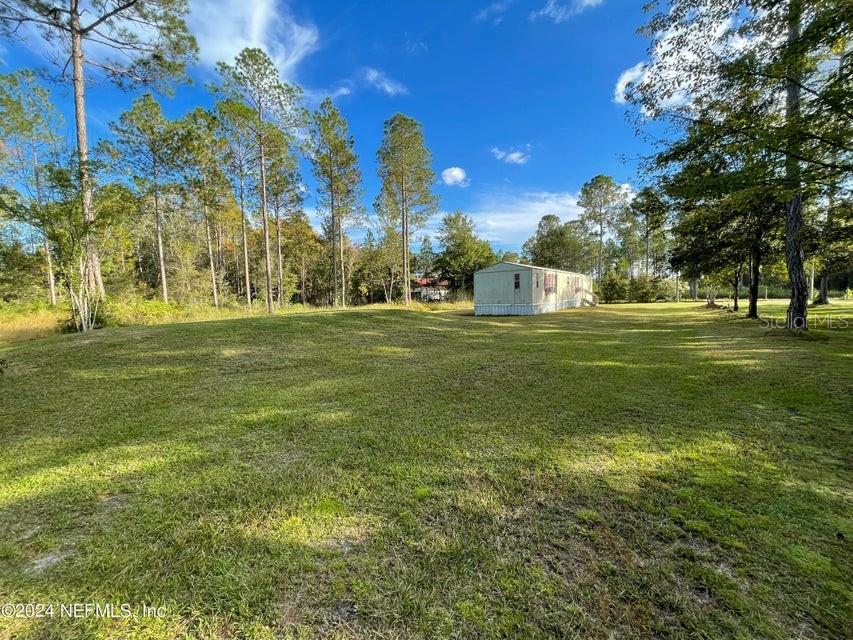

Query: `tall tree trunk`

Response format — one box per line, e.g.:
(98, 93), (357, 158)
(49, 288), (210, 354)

(598, 224), (604, 282)
(331, 188), (338, 307)
(817, 274), (829, 305)
(300, 255), (306, 304)
(275, 197), (284, 306)
(338, 216), (347, 308)
(258, 130), (273, 314)
(674, 270), (679, 303)
(153, 184), (168, 303)
(202, 177), (218, 308)
(42, 228), (56, 305)
(401, 177), (410, 305)
(232, 243), (240, 296)
(644, 226), (650, 276)
(730, 264), (742, 312)
(783, 0), (809, 329)
(748, 238), (762, 319)
(69, 9), (104, 300)
(31, 143), (56, 305)
(238, 173), (251, 305)
(808, 260), (815, 302)
(216, 222), (224, 272)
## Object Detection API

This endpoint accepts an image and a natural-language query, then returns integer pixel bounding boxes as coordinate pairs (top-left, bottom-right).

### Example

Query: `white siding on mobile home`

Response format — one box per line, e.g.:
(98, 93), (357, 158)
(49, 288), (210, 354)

(473, 261), (594, 316)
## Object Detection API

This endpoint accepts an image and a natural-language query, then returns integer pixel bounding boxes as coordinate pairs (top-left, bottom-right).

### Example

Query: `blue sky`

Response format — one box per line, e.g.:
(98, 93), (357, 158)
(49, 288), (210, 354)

(2, 0), (656, 252)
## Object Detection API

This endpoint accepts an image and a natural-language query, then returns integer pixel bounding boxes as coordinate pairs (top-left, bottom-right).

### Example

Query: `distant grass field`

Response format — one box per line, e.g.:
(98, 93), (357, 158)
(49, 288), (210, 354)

(0, 302), (850, 639)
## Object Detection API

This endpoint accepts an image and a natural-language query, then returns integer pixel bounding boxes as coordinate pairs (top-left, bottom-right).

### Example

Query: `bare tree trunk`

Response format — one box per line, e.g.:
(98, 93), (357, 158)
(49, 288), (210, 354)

(808, 260), (815, 302)
(300, 255), (306, 304)
(232, 243), (240, 297)
(31, 143), (56, 305)
(258, 133), (273, 314)
(598, 224), (604, 283)
(338, 216), (347, 308)
(275, 196), (284, 306)
(401, 177), (410, 305)
(748, 239), (762, 319)
(331, 189), (338, 307)
(42, 229), (56, 305)
(731, 264), (742, 312)
(70, 9), (104, 300)
(817, 274), (829, 305)
(784, 0), (809, 329)
(153, 185), (168, 303)
(216, 222), (224, 271)
(238, 174), (251, 305)
(202, 178), (218, 308)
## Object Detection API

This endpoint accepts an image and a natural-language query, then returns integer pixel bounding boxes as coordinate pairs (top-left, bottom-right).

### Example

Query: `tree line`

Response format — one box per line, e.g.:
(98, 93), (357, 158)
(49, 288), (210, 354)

(0, 1), (503, 330)
(623, 0), (851, 329)
(0, 0), (849, 332)
(522, 0), (852, 326)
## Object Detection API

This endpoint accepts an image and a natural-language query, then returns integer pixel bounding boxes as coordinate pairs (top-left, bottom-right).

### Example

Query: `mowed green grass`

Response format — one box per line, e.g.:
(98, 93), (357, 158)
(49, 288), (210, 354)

(0, 302), (850, 639)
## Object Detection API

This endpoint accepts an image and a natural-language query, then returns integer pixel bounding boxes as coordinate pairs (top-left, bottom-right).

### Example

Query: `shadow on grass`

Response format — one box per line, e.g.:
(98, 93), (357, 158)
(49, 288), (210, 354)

(0, 304), (850, 638)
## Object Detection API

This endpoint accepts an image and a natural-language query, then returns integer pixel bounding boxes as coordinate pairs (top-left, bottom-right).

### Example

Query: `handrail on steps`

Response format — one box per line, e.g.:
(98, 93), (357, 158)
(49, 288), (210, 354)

(575, 287), (599, 306)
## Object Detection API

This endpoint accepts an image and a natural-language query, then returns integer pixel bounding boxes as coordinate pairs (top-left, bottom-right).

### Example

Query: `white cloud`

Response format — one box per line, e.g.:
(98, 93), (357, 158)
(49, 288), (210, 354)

(530, 0), (604, 23)
(188, 0), (318, 81)
(465, 189), (584, 244)
(613, 62), (646, 104)
(329, 86), (352, 98)
(476, 1), (514, 24)
(441, 167), (470, 187)
(361, 67), (408, 96)
(491, 145), (531, 165)
(612, 14), (761, 114)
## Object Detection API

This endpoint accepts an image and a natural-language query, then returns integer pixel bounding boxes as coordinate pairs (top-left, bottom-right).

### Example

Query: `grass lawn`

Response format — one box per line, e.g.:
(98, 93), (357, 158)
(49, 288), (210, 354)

(0, 302), (850, 639)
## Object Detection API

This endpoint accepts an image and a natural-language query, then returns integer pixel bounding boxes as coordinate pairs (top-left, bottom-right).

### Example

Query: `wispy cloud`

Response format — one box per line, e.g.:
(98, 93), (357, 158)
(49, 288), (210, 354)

(316, 67), (407, 102)
(490, 145), (531, 165)
(405, 37), (428, 55)
(188, 0), (318, 81)
(530, 0), (604, 23)
(361, 67), (408, 96)
(475, 1), (515, 24)
(441, 167), (470, 187)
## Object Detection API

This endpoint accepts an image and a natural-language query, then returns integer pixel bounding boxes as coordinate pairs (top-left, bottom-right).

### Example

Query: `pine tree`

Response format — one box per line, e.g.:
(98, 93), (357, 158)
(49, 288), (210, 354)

(0, 71), (62, 305)
(376, 114), (438, 305)
(578, 175), (626, 282)
(307, 98), (363, 307)
(216, 48), (304, 313)
(108, 94), (175, 302)
(0, 1), (197, 309)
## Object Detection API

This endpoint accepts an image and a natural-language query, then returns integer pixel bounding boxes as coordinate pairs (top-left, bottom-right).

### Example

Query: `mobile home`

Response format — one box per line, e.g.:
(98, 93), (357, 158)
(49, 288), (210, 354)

(473, 261), (595, 316)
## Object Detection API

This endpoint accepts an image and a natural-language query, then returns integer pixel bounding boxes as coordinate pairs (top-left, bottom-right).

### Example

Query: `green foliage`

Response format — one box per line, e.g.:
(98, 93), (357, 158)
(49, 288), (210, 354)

(433, 211), (496, 291)
(0, 2), (198, 92)
(306, 97), (362, 305)
(628, 274), (659, 303)
(215, 48), (304, 132)
(522, 215), (592, 272)
(599, 270), (628, 303)
(376, 113), (439, 231)
(579, 174), (627, 279)
(0, 237), (45, 302)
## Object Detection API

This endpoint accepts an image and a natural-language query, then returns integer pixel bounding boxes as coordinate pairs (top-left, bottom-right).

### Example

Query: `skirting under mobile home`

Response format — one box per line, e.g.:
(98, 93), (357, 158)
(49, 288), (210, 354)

(473, 261), (595, 316)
